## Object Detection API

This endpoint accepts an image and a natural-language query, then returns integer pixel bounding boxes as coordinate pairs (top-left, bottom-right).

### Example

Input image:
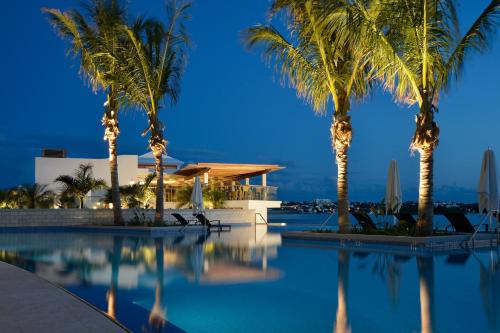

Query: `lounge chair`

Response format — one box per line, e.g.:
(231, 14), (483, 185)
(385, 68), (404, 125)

(351, 211), (379, 231)
(394, 213), (417, 225)
(194, 213), (232, 232)
(443, 213), (476, 233)
(171, 213), (197, 228)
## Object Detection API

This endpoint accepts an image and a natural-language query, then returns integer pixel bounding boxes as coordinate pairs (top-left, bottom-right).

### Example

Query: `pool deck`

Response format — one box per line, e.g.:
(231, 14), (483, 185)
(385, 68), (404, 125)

(282, 231), (500, 253)
(0, 262), (129, 333)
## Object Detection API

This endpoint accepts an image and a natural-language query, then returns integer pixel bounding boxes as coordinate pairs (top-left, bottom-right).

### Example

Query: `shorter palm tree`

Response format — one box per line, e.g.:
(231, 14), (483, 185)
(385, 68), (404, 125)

(18, 184), (55, 209)
(55, 164), (107, 208)
(0, 188), (25, 209)
(117, 1), (190, 224)
(106, 174), (156, 208)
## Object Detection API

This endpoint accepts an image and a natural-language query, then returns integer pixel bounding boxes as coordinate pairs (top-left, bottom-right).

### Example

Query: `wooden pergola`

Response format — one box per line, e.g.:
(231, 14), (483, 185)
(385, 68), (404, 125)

(174, 162), (284, 182)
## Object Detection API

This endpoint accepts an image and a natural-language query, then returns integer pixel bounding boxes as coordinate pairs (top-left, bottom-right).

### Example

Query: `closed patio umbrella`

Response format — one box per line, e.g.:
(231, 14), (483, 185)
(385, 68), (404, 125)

(385, 160), (402, 216)
(477, 149), (499, 230)
(191, 176), (204, 215)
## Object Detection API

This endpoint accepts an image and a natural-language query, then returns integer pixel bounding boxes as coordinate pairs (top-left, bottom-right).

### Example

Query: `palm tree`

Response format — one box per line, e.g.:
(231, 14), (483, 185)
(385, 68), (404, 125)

(343, 0), (500, 235)
(44, 0), (128, 224)
(0, 189), (8, 208)
(117, 1), (190, 224)
(0, 188), (25, 209)
(105, 174), (156, 208)
(55, 163), (107, 208)
(18, 183), (55, 209)
(244, 0), (370, 232)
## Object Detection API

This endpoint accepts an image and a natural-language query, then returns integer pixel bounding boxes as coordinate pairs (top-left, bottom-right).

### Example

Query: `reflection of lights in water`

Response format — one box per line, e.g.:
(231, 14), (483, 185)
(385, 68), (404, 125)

(334, 251), (351, 333)
(107, 288), (116, 319)
(418, 257), (435, 333)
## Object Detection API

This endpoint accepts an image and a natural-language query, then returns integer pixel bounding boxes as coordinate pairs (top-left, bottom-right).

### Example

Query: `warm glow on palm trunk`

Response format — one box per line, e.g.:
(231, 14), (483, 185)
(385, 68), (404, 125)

(108, 136), (123, 224)
(153, 150), (164, 224)
(337, 146), (351, 233)
(417, 149), (434, 235)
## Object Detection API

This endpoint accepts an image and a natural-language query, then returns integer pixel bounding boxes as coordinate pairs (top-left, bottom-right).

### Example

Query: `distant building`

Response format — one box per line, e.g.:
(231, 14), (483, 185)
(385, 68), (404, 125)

(35, 150), (284, 219)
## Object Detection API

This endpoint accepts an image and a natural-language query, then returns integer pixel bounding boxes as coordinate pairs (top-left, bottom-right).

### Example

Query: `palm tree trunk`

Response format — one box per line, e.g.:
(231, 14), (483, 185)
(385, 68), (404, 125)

(152, 144), (164, 224)
(412, 107), (439, 236)
(417, 149), (434, 235)
(103, 92), (123, 225)
(79, 197), (84, 209)
(336, 146), (350, 233)
(332, 115), (353, 233)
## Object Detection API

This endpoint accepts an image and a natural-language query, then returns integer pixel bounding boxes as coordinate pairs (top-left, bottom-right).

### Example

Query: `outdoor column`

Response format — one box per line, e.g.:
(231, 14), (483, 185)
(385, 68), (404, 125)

(245, 178), (250, 200)
(203, 172), (209, 185)
(262, 174), (267, 200)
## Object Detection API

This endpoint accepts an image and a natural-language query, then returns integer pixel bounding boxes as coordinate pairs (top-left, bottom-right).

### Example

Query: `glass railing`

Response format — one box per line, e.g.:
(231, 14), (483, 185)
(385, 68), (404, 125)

(163, 185), (278, 202)
(218, 185), (278, 201)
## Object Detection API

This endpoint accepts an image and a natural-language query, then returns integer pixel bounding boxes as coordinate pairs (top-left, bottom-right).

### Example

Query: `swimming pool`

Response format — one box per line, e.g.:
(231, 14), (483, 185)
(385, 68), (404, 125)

(0, 225), (498, 333)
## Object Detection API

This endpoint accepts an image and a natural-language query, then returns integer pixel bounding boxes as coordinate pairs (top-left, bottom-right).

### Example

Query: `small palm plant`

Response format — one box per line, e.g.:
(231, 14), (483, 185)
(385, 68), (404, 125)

(44, 0), (129, 223)
(117, 1), (190, 224)
(244, 0), (371, 232)
(106, 174), (156, 208)
(0, 188), (23, 209)
(55, 164), (107, 208)
(18, 184), (55, 209)
(343, 0), (500, 234)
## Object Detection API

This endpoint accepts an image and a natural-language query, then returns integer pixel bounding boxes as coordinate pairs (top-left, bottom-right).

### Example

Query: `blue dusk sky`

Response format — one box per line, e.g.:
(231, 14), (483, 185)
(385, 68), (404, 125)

(0, 1), (498, 202)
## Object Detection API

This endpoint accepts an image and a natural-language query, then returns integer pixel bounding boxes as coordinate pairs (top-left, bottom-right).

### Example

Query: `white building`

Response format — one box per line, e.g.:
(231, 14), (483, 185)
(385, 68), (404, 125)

(35, 149), (283, 220)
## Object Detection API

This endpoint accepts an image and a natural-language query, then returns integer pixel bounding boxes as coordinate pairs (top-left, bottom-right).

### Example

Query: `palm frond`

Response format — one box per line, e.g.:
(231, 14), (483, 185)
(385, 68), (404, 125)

(443, 0), (500, 88)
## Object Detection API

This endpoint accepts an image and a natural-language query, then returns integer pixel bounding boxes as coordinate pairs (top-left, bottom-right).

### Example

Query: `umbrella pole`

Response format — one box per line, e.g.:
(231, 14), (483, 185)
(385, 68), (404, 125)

(496, 211), (499, 247)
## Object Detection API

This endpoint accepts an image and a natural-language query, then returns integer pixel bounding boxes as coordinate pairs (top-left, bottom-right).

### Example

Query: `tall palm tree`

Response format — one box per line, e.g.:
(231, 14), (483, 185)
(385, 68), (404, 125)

(117, 1), (190, 224)
(343, 0), (500, 235)
(244, 0), (370, 232)
(18, 183), (55, 209)
(44, 0), (128, 223)
(55, 163), (107, 208)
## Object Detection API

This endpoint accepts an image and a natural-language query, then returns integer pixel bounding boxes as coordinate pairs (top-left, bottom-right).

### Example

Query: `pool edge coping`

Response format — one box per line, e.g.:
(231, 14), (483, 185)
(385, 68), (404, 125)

(0, 261), (131, 333)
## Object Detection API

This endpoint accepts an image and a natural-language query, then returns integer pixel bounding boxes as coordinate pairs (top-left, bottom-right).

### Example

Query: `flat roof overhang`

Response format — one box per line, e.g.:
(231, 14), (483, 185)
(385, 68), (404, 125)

(174, 162), (284, 181)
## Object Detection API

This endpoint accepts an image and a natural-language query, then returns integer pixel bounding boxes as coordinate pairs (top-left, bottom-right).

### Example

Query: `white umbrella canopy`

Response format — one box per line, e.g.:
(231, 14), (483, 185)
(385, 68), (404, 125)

(477, 149), (499, 215)
(385, 160), (402, 215)
(191, 176), (204, 215)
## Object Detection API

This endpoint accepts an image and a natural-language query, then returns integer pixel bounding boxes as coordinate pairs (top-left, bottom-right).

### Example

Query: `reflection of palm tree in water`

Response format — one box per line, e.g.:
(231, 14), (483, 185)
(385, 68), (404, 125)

(107, 236), (123, 319)
(148, 238), (166, 331)
(334, 250), (351, 333)
(479, 250), (500, 329)
(369, 254), (403, 307)
(417, 256), (435, 333)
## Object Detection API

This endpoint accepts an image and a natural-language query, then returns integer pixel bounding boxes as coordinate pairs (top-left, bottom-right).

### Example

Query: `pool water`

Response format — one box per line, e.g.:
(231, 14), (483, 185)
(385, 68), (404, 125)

(0, 223), (499, 333)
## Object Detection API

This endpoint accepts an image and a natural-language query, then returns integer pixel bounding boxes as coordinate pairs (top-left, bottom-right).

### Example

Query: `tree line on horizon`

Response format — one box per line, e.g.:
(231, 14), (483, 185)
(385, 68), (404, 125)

(22, 0), (498, 236)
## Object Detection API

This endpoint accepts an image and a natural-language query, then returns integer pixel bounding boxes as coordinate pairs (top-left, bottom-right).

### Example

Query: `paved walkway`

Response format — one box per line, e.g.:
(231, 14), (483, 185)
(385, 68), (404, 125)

(0, 262), (129, 333)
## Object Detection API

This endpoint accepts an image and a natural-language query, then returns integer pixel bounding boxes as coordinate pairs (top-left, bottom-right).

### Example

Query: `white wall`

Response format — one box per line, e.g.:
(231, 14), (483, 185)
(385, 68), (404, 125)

(35, 155), (139, 192)
(225, 200), (281, 222)
(0, 208), (256, 226)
